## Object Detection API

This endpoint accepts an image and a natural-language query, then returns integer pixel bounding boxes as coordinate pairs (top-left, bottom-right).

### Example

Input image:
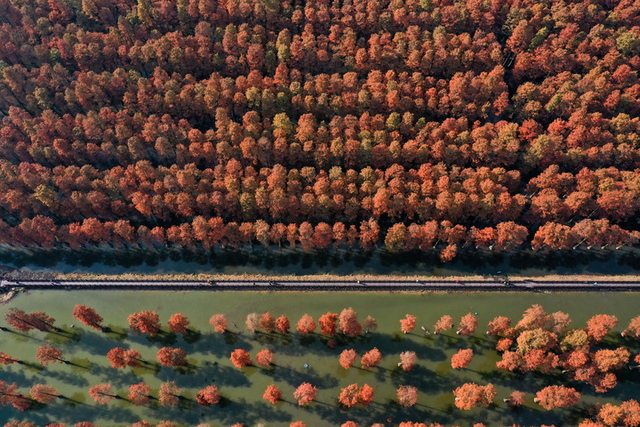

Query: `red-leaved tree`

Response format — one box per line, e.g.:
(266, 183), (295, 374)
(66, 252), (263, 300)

(128, 311), (161, 336)
(340, 349), (358, 369)
(451, 349), (474, 369)
(263, 384), (282, 404)
(168, 313), (190, 334)
(128, 382), (151, 406)
(400, 314), (417, 334)
(72, 305), (103, 330)
(293, 383), (317, 406)
(158, 381), (181, 406)
(209, 314), (228, 333)
(230, 349), (252, 368)
(29, 384), (59, 404)
(157, 347), (187, 367)
(399, 351), (417, 371)
(453, 383), (496, 410)
(319, 312), (338, 336)
(276, 315), (290, 333)
(88, 383), (115, 405)
(339, 308), (363, 337)
(106, 348), (141, 368)
(397, 385), (418, 407)
(457, 313), (478, 335)
(196, 385), (221, 406)
(256, 349), (274, 367)
(361, 348), (382, 369)
(296, 314), (316, 335)
(534, 385), (580, 410)
(36, 344), (64, 366)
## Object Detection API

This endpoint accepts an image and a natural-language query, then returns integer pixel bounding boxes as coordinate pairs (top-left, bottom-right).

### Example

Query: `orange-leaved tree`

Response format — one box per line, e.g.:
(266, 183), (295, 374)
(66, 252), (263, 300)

(196, 385), (221, 406)
(451, 349), (474, 369)
(361, 348), (382, 369)
(209, 314), (228, 333)
(293, 383), (317, 406)
(230, 349), (252, 368)
(400, 314), (417, 334)
(263, 384), (282, 404)
(453, 383), (496, 410)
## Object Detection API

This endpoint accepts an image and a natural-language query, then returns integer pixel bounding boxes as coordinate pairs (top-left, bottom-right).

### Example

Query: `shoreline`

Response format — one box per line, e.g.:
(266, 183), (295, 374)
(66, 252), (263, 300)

(55, 272), (640, 282)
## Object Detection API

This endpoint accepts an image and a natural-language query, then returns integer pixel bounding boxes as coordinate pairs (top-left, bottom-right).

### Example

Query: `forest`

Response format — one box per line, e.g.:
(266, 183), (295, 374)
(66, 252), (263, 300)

(0, 0), (639, 261)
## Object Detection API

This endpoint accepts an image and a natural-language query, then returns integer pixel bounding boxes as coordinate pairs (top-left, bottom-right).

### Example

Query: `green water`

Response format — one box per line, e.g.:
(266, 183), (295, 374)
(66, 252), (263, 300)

(0, 291), (639, 427)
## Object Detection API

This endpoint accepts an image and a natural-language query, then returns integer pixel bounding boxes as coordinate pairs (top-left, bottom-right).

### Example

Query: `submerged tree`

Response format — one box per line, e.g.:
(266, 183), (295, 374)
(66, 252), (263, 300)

(107, 348), (141, 368)
(534, 385), (580, 410)
(209, 314), (228, 333)
(128, 311), (161, 336)
(276, 315), (290, 334)
(453, 383), (496, 410)
(399, 351), (417, 371)
(397, 386), (418, 407)
(72, 305), (103, 330)
(293, 383), (317, 406)
(339, 308), (363, 337)
(434, 315), (454, 334)
(255, 349), (274, 367)
(296, 314), (316, 335)
(196, 386), (221, 406)
(36, 344), (64, 366)
(158, 381), (181, 406)
(340, 349), (358, 369)
(128, 382), (151, 406)
(230, 349), (252, 368)
(157, 347), (187, 367)
(29, 384), (59, 404)
(88, 383), (116, 405)
(168, 313), (190, 334)
(457, 314), (478, 336)
(263, 384), (282, 404)
(451, 349), (474, 369)
(361, 348), (382, 369)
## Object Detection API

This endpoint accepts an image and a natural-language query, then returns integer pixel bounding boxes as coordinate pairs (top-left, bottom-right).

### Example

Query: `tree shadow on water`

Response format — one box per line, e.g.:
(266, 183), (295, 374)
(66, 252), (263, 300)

(271, 365), (339, 388)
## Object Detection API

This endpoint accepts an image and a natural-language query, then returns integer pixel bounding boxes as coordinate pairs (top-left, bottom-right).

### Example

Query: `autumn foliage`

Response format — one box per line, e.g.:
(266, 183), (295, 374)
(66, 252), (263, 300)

(255, 349), (274, 368)
(157, 347), (188, 367)
(196, 386), (221, 406)
(396, 385), (418, 407)
(296, 314), (316, 336)
(451, 349), (474, 369)
(230, 349), (252, 368)
(453, 383), (497, 410)
(361, 348), (382, 369)
(128, 382), (151, 406)
(535, 385), (581, 410)
(72, 305), (103, 330)
(339, 349), (358, 369)
(263, 384), (282, 404)
(88, 383), (115, 405)
(168, 314), (190, 334)
(400, 314), (417, 334)
(209, 314), (228, 334)
(0, 0), (637, 265)
(293, 383), (317, 406)
(128, 311), (161, 336)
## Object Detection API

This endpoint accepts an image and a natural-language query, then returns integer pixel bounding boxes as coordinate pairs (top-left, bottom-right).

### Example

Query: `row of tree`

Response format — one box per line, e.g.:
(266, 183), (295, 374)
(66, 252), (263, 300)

(4, 215), (639, 261)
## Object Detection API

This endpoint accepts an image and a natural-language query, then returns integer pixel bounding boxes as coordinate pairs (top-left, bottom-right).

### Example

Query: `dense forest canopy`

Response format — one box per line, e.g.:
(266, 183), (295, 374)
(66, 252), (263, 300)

(0, 0), (639, 260)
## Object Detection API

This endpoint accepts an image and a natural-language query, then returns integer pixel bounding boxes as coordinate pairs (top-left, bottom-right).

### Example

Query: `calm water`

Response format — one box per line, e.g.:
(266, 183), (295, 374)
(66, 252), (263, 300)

(0, 291), (639, 427)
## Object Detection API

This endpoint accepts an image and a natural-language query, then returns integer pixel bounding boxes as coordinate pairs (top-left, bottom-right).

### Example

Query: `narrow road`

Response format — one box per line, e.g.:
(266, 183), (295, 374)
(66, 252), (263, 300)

(0, 279), (637, 291)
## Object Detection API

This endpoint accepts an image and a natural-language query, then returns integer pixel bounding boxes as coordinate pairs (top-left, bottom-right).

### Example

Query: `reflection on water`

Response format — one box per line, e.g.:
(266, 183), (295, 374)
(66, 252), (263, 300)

(1, 246), (640, 276)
